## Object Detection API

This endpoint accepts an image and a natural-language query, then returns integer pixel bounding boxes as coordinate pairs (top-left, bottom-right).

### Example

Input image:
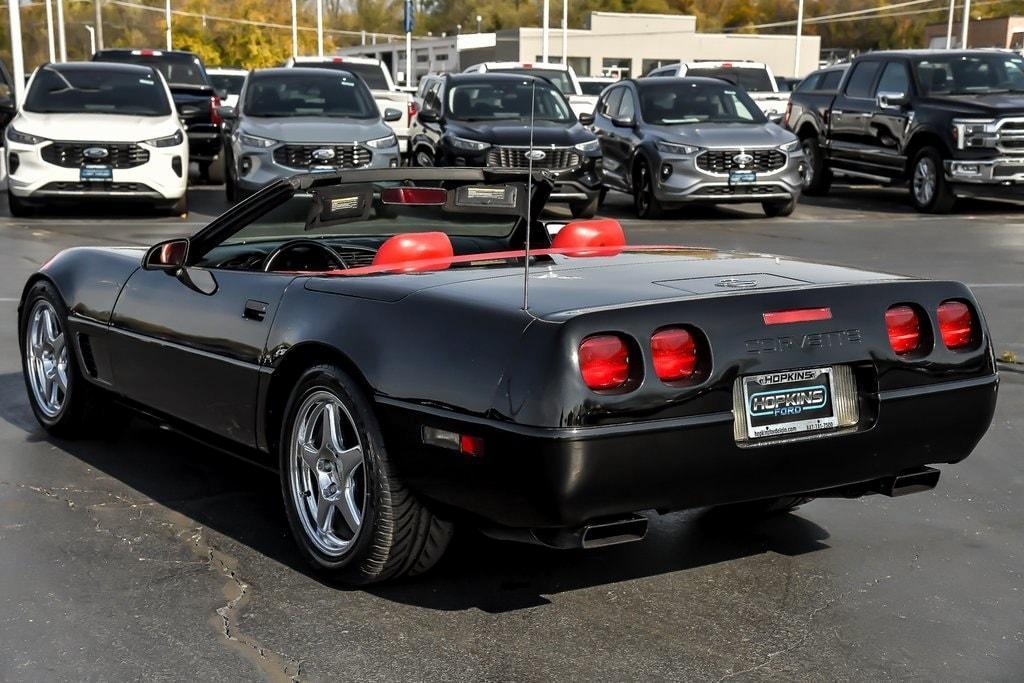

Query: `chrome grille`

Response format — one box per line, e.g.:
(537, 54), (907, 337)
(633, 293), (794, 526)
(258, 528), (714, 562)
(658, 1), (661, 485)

(41, 142), (149, 169)
(995, 118), (1024, 151)
(485, 146), (581, 170)
(696, 149), (786, 174)
(273, 144), (372, 169)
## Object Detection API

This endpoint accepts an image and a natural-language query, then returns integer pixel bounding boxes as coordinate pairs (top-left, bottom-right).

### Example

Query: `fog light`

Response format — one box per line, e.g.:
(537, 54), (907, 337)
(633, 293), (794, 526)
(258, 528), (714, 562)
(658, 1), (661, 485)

(8, 152), (19, 175)
(421, 426), (485, 457)
(389, 158), (398, 168)
(660, 163), (673, 180)
(171, 156), (183, 177)
(239, 156), (253, 175)
(951, 163), (981, 177)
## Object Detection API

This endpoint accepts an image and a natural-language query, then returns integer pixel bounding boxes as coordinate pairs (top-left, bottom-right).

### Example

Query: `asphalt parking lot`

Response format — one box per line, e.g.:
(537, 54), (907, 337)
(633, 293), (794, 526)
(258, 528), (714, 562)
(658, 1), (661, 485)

(0, 185), (1022, 680)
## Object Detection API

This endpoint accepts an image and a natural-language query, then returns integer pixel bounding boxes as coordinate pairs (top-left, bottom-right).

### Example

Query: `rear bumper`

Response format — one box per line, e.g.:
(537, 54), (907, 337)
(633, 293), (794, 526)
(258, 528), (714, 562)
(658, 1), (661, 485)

(381, 373), (998, 529)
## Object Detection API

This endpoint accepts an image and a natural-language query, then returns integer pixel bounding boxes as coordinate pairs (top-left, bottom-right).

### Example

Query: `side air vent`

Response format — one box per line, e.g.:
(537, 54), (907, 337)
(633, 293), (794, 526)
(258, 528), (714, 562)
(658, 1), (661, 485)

(77, 333), (98, 378)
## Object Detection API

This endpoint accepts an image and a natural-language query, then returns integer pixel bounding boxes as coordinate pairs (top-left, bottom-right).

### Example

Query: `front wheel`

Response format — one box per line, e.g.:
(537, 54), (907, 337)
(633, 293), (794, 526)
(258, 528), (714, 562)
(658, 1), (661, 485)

(411, 146), (435, 167)
(762, 197), (796, 217)
(910, 147), (955, 213)
(569, 194), (599, 219)
(633, 160), (664, 219)
(279, 364), (453, 584)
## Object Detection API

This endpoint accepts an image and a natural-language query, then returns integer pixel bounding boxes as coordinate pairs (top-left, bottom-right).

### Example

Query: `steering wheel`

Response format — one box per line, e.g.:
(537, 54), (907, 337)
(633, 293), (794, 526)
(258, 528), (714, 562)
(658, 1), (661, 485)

(262, 239), (347, 273)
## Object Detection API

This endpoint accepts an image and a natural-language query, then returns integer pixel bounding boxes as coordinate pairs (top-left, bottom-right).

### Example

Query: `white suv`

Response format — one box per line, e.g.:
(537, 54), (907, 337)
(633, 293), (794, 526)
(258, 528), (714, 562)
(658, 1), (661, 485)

(6, 62), (188, 216)
(646, 61), (790, 121)
(284, 56), (414, 154)
(463, 61), (597, 118)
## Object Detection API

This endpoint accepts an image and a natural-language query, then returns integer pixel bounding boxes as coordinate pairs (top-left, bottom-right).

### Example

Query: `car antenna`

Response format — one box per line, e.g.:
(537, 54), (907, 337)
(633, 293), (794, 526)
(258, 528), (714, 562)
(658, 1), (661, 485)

(522, 78), (537, 312)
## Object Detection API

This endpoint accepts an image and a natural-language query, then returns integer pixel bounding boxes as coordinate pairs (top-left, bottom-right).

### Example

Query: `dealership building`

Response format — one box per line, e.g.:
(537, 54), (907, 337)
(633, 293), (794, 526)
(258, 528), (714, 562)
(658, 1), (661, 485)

(336, 12), (821, 84)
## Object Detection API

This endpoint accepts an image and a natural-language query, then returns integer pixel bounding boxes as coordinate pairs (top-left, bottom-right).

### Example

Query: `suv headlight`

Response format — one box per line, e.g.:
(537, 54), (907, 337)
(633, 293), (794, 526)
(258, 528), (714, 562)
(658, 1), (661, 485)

(238, 132), (277, 148)
(365, 133), (398, 149)
(779, 139), (801, 153)
(656, 140), (701, 155)
(574, 138), (600, 153)
(447, 135), (489, 152)
(952, 118), (999, 150)
(6, 126), (48, 145)
(144, 130), (184, 148)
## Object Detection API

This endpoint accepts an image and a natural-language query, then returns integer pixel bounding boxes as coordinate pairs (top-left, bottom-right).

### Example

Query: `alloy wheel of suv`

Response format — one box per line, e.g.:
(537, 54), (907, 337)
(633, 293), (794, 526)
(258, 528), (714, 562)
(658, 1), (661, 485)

(799, 137), (831, 195)
(633, 161), (664, 219)
(910, 147), (955, 214)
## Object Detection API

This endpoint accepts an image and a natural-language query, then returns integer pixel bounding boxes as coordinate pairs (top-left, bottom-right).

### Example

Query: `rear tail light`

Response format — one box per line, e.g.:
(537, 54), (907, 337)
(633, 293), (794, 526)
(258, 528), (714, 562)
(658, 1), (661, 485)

(651, 328), (698, 382)
(579, 334), (630, 390)
(885, 305), (922, 354)
(937, 300), (974, 349)
(210, 95), (223, 125)
(408, 100), (417, 120)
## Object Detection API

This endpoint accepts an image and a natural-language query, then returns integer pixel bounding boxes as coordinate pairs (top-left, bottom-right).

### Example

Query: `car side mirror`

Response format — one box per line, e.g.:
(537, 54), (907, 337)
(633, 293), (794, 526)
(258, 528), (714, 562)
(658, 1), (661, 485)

(417, 108), (440, 124)
(217, 105), (237, 120)
(383, 107), (402, 122)
(611, 115), (635, 128)
(216, 88), (229, 100)
(877, 91), (909, 109)
(143, 238), (189, 271)
(578, 112), (595, 125)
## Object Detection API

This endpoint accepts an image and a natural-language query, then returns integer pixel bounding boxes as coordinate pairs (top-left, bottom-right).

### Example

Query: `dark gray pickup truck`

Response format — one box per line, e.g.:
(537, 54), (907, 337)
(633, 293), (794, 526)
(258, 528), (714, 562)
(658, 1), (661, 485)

(785, 49), (1024, 213)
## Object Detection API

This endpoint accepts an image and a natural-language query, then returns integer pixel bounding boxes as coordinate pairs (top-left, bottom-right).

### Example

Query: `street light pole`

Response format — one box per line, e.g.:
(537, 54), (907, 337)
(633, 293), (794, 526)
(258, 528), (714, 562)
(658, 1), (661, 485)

(291, 0), (298, 58)
(542, 0), (550, 62)
(945, 0), (955, 48)
(45, 0), (56, 63)
(793, 0), (804, 77)
(57, 0), (67, 62)
(165, 0), (172, 50)
(960, 0), (971, 49)
(316, 0), (324, 58)
(7, 0), (25, 106)
(94, 0), (103, 51)
(85, 25), (96, 56)
(561, 0), (567, 66)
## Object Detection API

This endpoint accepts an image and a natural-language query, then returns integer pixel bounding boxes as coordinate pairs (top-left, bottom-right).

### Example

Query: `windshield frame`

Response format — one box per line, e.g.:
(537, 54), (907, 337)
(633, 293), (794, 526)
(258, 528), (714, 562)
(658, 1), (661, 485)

(23, 65), (173, 117)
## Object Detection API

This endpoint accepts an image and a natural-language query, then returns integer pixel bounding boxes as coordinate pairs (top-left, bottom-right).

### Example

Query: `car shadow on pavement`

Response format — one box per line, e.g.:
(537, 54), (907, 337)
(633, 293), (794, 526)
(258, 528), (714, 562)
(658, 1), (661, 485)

(0, 371), (831, 613)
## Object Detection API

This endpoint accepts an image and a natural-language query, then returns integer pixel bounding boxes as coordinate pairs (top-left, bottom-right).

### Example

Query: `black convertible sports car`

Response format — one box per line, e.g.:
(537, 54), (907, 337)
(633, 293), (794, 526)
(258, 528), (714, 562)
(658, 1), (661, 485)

(20, 168), (998, 584)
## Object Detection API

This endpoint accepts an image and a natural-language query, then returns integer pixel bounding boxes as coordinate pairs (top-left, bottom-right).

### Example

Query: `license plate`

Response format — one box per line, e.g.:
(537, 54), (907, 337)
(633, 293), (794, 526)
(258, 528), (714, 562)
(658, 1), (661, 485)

(742, 367), (839, 440)
(80, 165), (113, 182)
(729, 170), (756, 186)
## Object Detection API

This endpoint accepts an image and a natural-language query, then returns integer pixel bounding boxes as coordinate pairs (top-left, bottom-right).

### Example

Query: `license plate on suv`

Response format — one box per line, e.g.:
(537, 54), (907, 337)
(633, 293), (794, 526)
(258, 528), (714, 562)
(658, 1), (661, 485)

(729, 170), (756, 186)
(80, 165), (113, 182)
(742, 367), (840, 440)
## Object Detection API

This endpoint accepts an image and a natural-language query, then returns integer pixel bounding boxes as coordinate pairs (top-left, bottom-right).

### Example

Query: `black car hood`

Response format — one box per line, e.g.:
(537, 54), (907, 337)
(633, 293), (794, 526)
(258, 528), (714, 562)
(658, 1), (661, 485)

(919, 93), (1024, 117)
(446, 119), (590, 146)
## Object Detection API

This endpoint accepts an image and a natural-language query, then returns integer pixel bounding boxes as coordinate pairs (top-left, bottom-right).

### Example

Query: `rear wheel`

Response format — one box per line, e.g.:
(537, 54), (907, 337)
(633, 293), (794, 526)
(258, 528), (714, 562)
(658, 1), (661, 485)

(910, 147), (955, 213)
(800, 136), (832, 195)
(633, 160), (664, 219)
(279, 364), (452, 584)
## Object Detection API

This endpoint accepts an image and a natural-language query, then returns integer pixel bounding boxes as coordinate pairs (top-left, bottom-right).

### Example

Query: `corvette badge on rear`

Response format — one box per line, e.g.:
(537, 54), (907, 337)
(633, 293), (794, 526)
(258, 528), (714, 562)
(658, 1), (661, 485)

(743, 368), (839, 439)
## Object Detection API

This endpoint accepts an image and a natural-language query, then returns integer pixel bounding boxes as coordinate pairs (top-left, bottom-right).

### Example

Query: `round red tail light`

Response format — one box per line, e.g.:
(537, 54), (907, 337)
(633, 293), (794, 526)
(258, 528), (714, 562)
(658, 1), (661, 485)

(937, 300), (974, 349)
(578, 335), (630, 390)
(885, 305), (922, 354)
(651, 328), (698, 382)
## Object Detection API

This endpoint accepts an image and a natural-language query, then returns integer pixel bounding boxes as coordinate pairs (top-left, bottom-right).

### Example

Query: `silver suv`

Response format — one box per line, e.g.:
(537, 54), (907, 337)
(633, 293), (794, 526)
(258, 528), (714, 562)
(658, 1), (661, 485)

(591, 77), (804, 218)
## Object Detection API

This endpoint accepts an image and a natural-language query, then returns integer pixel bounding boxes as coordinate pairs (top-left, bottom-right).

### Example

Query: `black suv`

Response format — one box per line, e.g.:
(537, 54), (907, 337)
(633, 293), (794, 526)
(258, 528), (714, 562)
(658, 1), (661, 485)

(92, 49), (225, 183)
(786, 50), (1024, 212)
(409, 73), (603, 217)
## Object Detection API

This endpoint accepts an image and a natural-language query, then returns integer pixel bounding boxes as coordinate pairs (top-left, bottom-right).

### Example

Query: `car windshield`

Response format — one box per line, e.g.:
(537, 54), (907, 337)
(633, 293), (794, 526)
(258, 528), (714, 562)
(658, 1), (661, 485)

(448, 80), (573, 122)
(24, 66), (172, 116)
(94, 52), (208, 86)
(490, 68), (573, 95)
(211, 73), (245, 96)
(580, 80), (611, 96)
(296, 61), (389, 90)
(683, 66), (774, 92)
(639, 81), (766, 125)
(244, 72), (377, 118)
(915, 54), (1024, 95)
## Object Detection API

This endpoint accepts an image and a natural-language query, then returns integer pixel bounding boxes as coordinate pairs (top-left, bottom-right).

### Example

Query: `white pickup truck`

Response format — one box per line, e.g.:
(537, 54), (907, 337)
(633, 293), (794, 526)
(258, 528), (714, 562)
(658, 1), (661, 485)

(284, 56), (415, 154)
(645, 60), (791, 122)
(463, 61), (598, 118)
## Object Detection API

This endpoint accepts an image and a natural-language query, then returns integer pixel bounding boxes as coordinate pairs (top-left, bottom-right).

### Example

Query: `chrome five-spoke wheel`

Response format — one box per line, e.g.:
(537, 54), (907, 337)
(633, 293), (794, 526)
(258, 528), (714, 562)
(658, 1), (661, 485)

(25, 300), (69, 419)
(288, 390), (367, 557)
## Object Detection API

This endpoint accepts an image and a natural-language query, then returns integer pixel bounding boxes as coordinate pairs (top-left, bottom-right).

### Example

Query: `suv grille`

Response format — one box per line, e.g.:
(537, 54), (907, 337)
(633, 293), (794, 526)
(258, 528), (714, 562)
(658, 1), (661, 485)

(273, 144), (371, 169)
(485, 146), (581, 170)
(696, 149), (786, 174)
(41, 142), (150, 169)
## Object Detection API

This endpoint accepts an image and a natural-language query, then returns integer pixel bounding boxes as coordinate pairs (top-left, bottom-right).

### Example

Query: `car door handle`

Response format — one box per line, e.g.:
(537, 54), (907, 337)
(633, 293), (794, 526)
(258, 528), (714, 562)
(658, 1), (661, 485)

(243, 299), (269, 321)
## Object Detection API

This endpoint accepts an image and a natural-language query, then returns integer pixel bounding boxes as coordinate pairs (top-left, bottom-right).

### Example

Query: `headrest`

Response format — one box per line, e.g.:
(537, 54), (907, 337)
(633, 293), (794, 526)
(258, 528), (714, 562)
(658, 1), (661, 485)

(372, 231), (454, 272)
(551, 218), (626, 256)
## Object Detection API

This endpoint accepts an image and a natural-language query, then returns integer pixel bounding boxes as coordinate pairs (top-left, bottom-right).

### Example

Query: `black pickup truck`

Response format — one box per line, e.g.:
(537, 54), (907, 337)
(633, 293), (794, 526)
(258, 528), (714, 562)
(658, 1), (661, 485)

(786, 50), (1024, 212)
(0, 60), (14, 139)
(92, 49), (225, 183)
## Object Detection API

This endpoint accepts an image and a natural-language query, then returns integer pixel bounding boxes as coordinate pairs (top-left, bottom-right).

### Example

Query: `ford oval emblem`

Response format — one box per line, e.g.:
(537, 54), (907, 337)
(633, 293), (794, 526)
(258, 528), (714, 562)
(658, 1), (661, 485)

(715, 277), (759, 289)
(311, 148), (336, 161)
(83, 147), (109, 160)
(525, 150), (546, 161)
(733, 152), (754, 167)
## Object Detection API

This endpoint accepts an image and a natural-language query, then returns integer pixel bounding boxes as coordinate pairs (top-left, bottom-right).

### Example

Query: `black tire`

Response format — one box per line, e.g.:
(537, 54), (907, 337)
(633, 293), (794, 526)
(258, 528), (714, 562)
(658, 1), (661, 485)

(909, 146), (955, 214)
(800, 136), (832, 196)
(7, 191), (33, 218)
(279, 364), (452, 584)
(20, 280), (116, 438)
(597, 187), (608, 209)
(201, 154), (226, 185)
(569, 194), (599, 219)
(225, 154), (239, 203)
(762, 197), (796, 218)
(633, 159), (664, 219)
(411, 146), (435, 167)
(166, 195), (188, 216)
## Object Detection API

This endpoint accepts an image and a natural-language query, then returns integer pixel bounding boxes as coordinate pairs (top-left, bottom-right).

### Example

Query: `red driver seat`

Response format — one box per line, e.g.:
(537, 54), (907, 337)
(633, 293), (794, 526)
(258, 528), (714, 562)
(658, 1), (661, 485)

(550, 218), (626, 256)
(372, 231), (455, 272)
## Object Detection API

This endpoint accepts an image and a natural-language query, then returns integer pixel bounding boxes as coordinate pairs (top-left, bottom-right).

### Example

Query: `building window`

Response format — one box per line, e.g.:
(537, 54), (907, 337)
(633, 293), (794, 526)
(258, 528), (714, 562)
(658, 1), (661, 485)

(567, 57), (590, 76)
(535, 55), (565, 64)
(602, 58), (631, 78)
(417, 54), (429, 62)
(642, 59), (673, 76)
(434, 53), (448, 61)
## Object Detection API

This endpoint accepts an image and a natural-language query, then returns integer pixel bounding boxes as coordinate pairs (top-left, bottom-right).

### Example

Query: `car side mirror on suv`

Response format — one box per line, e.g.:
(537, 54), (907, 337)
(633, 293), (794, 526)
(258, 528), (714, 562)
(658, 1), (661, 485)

(417, 108), (440, 124)
(611, 115), (635, 128)
(877, 91), (910, 109)
(578, 112), (595, 125)
(217, 105), (237, 120)
(383, 107), (402, 122)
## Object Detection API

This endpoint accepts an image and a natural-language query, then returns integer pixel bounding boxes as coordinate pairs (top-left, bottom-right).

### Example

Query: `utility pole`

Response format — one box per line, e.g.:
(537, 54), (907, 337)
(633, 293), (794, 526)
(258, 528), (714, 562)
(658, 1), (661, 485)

(45, 0), (56, 63)
(291, 0), (298, 58)
(316, 0), (324, 57)
(404, 0), (414, 87)
(793, 0), (804, 77)
(57, 0), (67, 62)
(94, 0), (103, 51)
(7, 0), (25, 106)
(85, 25), (96, 56)
(165, 0), (172, 50)
(960, 0), (971, 49)
(542, 0), (550, 62)
(945, 0), (955, 48)
(561, 0), (567, 65)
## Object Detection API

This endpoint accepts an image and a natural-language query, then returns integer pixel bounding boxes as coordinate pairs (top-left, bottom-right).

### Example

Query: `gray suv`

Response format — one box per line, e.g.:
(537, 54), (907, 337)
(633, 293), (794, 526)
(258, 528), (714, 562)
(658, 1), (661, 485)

(591, 77), (804, 218)
(219, 68), (401, 201)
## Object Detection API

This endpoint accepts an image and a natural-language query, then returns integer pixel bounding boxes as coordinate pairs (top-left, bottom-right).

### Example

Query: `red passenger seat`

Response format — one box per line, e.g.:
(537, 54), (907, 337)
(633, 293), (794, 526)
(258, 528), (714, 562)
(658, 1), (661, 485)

(551, 219), (626, 254)
(371, 231), (455, 272)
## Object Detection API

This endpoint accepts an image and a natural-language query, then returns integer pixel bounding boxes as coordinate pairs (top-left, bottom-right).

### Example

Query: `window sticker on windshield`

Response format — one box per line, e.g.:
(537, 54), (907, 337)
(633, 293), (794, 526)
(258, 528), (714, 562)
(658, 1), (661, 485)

(340, 79), (355, 87)
(725, 90), (736, 95)
(140, 79), (154, 85)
